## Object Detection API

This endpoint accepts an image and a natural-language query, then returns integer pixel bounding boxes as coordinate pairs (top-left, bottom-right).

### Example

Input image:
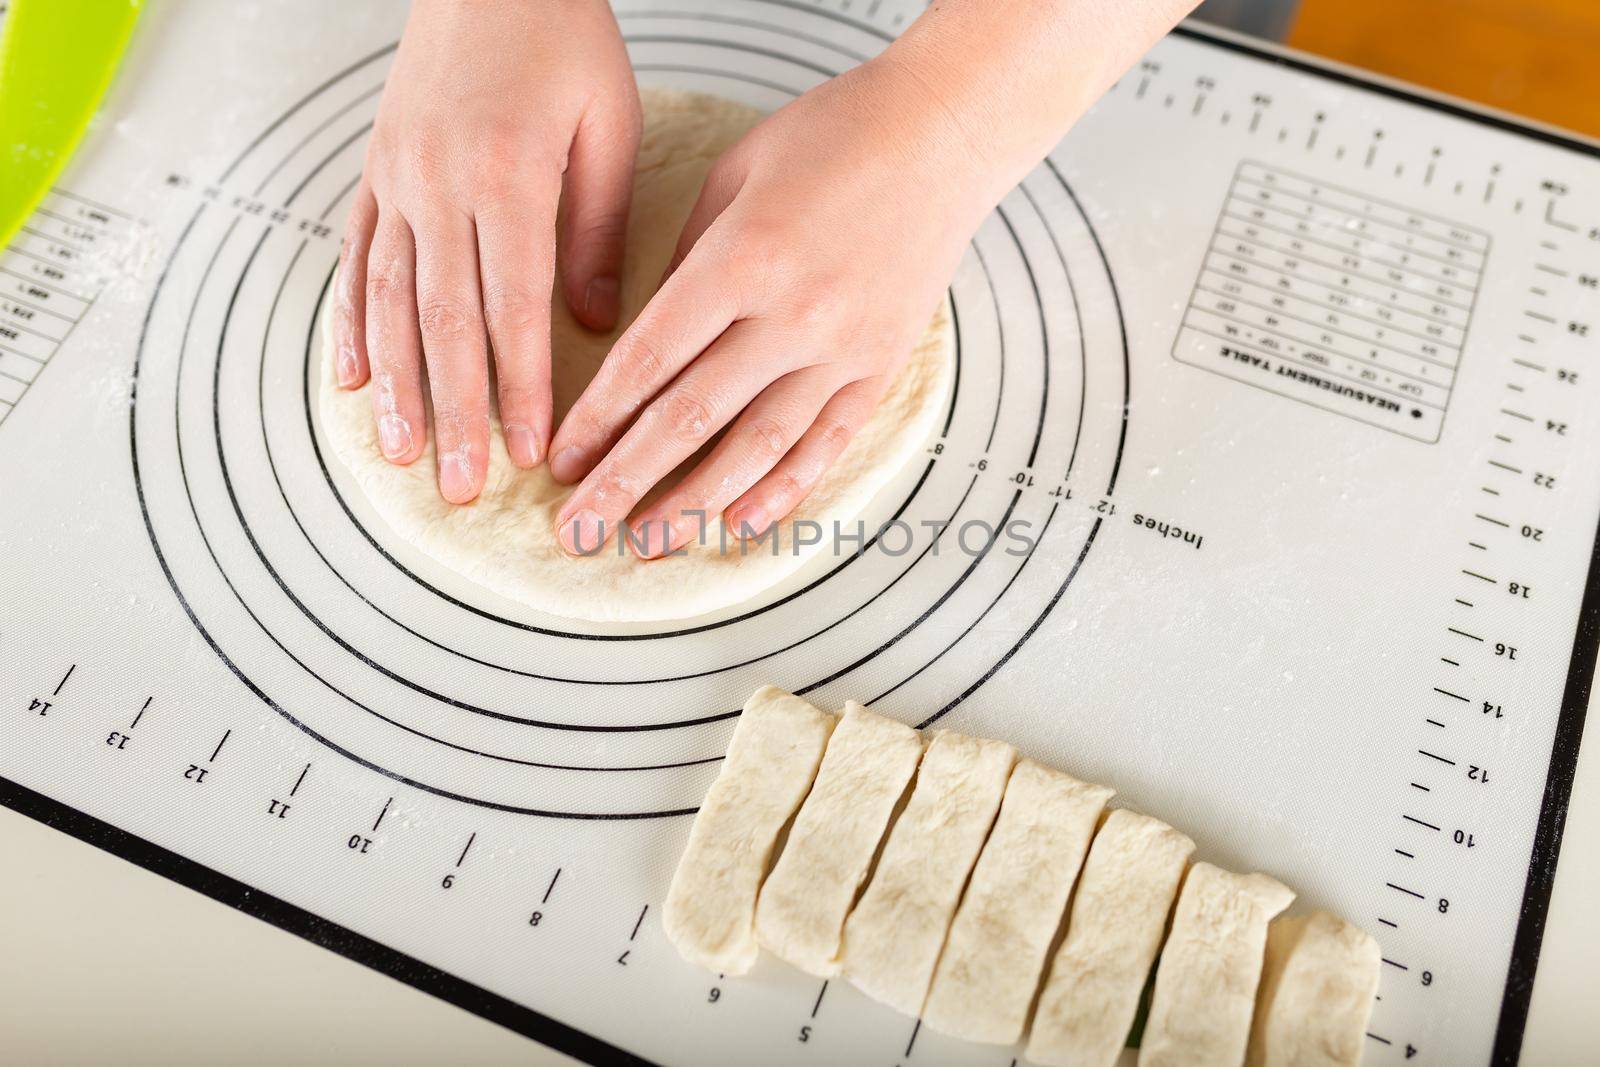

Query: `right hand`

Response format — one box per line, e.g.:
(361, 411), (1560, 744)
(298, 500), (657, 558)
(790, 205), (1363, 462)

(332, 0), (642, 502)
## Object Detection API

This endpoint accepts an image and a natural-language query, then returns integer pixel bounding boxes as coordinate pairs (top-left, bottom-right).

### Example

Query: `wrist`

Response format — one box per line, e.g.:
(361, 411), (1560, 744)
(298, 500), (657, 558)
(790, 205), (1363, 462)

(868, 0), (1198, 214)
(849, 52), (1017, 231)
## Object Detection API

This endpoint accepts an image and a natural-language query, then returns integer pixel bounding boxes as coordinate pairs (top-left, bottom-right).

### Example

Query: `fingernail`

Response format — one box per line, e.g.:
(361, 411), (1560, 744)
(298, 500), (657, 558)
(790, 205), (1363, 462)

(549, 445), (587, 484)
(337, 347), (359, 387)
(583, 276), (620, 327)
(378, 415), (412, 460)
(628, 518), (675, 560)
(560, 508), (607, 556)
(505, 424), (541, 468)
(727, 505), (770, 539)
(439, 450), (475, 503)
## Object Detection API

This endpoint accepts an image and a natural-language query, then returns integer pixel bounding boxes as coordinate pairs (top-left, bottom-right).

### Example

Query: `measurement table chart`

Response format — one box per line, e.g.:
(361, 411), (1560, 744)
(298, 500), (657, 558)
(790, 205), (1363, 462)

(0, 190), (137, 425)
(1176, 161), (1487, 442)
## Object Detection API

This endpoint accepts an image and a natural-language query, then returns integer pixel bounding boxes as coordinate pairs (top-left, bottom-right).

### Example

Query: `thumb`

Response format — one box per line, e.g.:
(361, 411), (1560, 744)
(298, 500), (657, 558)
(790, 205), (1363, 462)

(561, 95), (641, 331)
(660, 154), (746, 286)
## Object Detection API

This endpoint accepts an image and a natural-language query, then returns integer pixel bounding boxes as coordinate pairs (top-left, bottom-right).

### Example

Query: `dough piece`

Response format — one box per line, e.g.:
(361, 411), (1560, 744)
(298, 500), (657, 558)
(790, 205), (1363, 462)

(1026, 809), (1195, 1067)
(663, 687), (835, 975)
(1246, 910), (1380, 1067)
(754, 701), (925, 976)
(1139, 863), (1296, 1067)
(315, 88), (954, 623)
(838, 731), (1016, 1016)
(922, 760), (1113, 1044)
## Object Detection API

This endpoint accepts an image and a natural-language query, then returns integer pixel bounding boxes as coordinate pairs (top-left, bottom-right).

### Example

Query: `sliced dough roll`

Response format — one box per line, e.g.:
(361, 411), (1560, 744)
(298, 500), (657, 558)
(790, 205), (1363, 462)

(839, 730), (1016, 1015)
(1139, 862), (1296, 1067)
(1026, 809), (1195, 1067)
(922, 760), (1113, 1044)
(1247, 910), (1381, 1067)
(754, 701), (925, 976)
(662, 687), (835, 975)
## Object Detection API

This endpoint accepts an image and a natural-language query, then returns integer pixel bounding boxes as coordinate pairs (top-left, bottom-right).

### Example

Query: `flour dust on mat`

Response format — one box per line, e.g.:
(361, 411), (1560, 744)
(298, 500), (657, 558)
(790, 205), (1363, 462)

(315, 88), (954, 623)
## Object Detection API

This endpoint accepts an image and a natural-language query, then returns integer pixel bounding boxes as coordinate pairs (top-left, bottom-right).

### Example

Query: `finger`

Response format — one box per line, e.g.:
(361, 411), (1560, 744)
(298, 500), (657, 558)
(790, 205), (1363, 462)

(412, 208), (491, 504)
(724, 375), (890, 537)
(548, 249), (741, 484)
(661, 156), (744, 284)
(627, 365), (837, 558)
(560, 97), (641, 332)
(477, 194), (557, 469)
(364, 213), (428, 466)
(553, 320), (779, 557)
(333, 182), (378, 388)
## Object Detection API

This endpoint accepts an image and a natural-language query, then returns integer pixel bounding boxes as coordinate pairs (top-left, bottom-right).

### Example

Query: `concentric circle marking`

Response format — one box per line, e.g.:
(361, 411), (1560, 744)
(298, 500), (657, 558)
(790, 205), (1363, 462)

(131, 9), (1128, 816)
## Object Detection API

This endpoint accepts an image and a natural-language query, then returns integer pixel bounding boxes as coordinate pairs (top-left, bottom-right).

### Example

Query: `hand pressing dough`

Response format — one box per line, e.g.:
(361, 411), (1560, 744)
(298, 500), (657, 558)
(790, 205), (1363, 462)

(315, 88), (954, 623)
(838, 731), (1016, 1016)
(1139, 863), (1296, 1067)
(922, 760), (1113, 1044)
(662, 687), (834, 975)
(754, 701), (925, 976)
(1026, 809), (1195, 1067)
(1247, 910), (1380, 1067)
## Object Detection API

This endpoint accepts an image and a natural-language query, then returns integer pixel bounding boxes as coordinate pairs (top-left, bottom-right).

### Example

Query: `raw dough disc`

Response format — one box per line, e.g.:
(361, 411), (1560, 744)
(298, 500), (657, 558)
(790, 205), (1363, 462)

(315, 88), (954, 623)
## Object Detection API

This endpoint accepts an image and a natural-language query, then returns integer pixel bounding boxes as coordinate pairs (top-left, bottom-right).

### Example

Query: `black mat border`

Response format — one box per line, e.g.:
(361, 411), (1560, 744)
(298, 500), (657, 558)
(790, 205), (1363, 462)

(0, 775), (658, 1066)
(1491, 520), (1600, 1066)
(1172, 22), (1600, 159)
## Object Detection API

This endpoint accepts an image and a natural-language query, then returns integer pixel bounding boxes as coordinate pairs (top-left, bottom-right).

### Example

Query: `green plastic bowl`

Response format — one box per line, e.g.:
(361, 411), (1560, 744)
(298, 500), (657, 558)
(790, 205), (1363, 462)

(0, 0), (142, 250)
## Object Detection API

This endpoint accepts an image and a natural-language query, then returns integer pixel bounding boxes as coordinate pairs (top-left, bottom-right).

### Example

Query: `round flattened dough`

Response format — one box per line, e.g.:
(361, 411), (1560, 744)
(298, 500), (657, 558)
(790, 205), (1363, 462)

(317, 88), (953, 623)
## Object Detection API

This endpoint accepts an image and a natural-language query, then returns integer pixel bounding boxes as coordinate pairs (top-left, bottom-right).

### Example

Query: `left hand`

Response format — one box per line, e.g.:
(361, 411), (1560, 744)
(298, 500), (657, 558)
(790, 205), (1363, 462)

(548, 58), (990, 558)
